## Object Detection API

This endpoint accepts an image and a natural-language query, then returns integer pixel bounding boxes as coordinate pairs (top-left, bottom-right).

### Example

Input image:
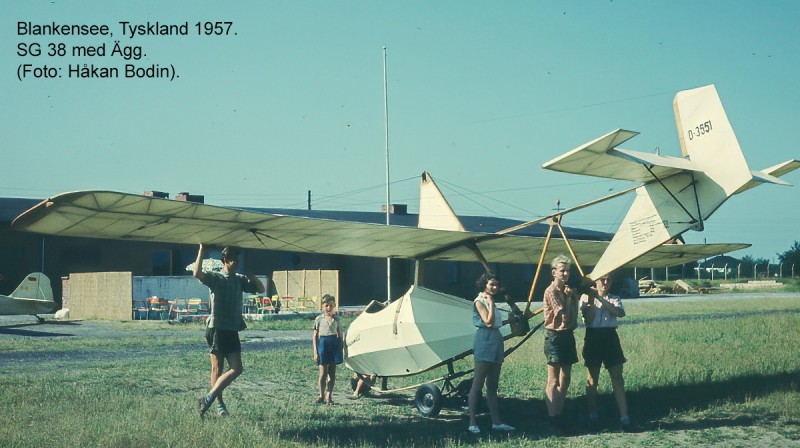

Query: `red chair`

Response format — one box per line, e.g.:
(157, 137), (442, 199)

(257, 296), (275, 314)
(147, 296), (168, 320)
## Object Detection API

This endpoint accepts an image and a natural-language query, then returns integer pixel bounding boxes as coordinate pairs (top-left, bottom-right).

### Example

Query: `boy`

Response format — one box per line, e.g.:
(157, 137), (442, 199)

(194, 243), (264, 418)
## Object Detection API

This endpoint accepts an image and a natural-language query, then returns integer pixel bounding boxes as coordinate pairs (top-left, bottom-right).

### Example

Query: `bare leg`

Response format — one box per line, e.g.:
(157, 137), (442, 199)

(317, 365), (328, 401)
(608, 364), (628, 419)
(352, 375), (363, 397)
(208, 351), (243, 399)
(555, 364), (572, 415)
(210, 353), (226, 404)
(326, 363), (337, 402)
(545, 364), (561, 416)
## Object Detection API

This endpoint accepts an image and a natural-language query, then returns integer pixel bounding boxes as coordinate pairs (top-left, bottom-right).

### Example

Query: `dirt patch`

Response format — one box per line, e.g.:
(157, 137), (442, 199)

(0, 317), (308, 368)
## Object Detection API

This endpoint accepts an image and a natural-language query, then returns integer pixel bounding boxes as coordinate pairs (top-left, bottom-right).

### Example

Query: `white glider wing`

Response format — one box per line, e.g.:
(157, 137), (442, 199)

(11, 190), (738, 269)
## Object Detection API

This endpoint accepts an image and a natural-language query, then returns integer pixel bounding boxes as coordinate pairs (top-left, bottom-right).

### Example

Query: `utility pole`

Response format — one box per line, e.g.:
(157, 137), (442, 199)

(383, 46), (391, 303)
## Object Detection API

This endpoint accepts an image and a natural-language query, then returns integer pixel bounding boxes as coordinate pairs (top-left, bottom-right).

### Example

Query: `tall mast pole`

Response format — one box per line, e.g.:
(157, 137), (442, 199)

(383, 46), (391, 303)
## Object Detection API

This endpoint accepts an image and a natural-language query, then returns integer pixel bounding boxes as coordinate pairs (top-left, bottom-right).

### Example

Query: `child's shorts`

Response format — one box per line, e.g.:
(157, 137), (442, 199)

(544, 329), (578, 365)
(317, 335), (343, 365)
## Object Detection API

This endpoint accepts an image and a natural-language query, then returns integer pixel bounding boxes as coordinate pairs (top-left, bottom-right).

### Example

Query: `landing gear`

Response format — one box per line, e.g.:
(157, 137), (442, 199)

(414, 383), (443, 417)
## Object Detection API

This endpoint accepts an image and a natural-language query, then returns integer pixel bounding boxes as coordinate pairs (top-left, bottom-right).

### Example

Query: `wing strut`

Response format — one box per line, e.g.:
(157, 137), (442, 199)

(522, 215), (588, 318)
(643, 165), (701, 226)
(689, 171), (705, 231)
(495, 185), (638, 235)
(465, 241), (493, 274)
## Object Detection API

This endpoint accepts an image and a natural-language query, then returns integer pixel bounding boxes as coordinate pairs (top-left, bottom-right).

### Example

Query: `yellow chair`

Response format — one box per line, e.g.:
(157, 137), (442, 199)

(188, 298), (208, 315)
(171, 298), (190, 320)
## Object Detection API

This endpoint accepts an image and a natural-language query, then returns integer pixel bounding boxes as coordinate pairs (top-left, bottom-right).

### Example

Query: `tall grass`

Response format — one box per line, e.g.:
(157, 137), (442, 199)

(0, 296), (797, 447)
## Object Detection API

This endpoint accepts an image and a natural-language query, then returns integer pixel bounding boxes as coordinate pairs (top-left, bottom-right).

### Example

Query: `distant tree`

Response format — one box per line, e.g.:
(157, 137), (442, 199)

(778, 241), (800, 276)
(740, 255), (770, 278)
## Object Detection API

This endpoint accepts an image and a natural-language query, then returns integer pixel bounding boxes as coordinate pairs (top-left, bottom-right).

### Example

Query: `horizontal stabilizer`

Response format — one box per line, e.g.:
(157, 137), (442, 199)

(734, 159), (800, 194)
(763, 159), (800, 178)
(542, 129), (700, 183)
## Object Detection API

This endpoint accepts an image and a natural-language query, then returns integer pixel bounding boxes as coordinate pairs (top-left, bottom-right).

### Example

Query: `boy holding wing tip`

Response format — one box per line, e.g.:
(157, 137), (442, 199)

(194, 244), (265, 419)
(580, 272), (630, 428)
(542, 254), (580, 433)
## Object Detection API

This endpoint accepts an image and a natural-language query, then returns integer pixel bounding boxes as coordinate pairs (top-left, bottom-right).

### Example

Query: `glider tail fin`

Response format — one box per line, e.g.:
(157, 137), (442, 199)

(673, 84), (752, 196)
(10, 273), (54, 302)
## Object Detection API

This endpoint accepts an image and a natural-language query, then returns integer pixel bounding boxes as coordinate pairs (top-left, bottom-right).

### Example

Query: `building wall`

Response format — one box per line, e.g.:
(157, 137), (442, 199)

(132, 274), (270, 302)
(66, 272), (132, 320)
(272, 270), (339, 303)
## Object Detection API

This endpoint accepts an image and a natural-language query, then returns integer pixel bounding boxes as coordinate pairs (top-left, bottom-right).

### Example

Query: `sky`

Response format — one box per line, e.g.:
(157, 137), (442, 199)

(3, 1), (799, 262)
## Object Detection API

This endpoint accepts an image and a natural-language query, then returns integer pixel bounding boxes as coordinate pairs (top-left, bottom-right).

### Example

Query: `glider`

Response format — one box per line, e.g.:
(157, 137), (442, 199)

(10, 84), (780, 416)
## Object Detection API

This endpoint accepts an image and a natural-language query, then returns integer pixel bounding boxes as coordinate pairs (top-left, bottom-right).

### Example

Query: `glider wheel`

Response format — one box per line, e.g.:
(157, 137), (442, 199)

(414, 383), (443, 418)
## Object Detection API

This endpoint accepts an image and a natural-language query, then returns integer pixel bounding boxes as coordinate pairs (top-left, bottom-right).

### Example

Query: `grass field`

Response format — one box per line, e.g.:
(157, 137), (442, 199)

(0, 295), (798, 447)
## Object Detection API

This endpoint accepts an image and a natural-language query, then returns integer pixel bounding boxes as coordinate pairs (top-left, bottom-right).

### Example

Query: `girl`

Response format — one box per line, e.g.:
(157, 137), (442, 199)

(312, 294), (343, 404)
(467, 273), (515, 434)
